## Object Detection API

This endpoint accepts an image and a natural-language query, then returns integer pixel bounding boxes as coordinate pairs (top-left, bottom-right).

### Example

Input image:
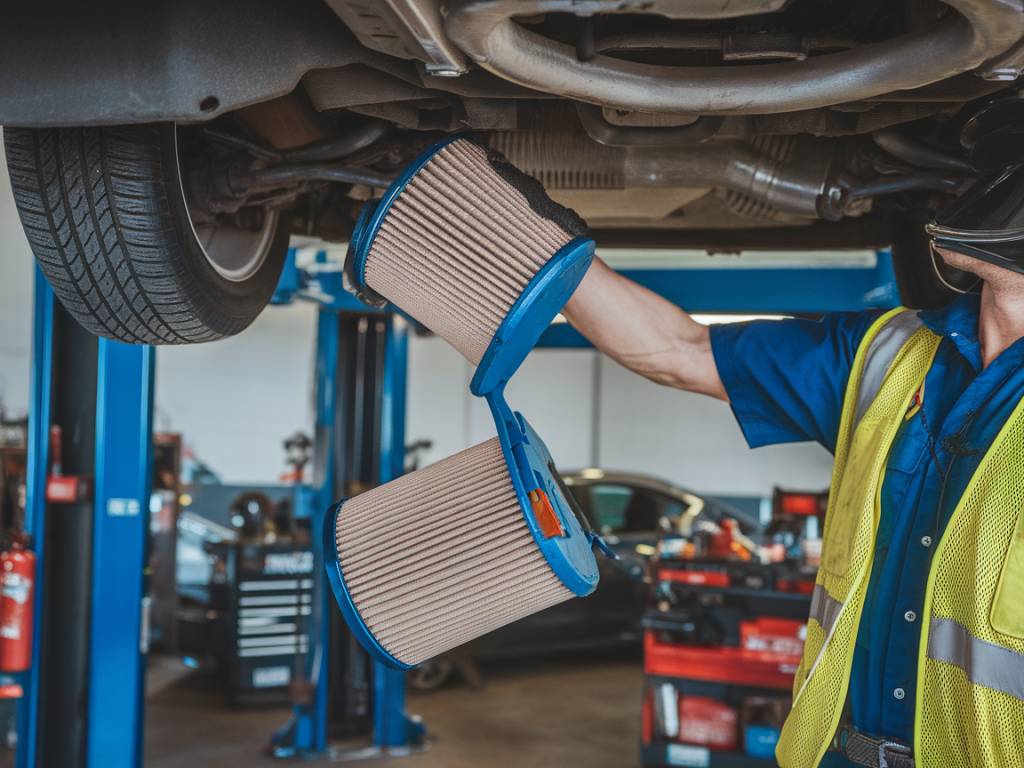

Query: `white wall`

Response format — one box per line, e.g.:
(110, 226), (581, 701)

(407, 337), (596, 470)
(2, 139), (831, 495)
(0, 142), (35, 417)
(153, 304), (317, 483)
(405, 337), (833, 497)
(595, 356), (833, 495)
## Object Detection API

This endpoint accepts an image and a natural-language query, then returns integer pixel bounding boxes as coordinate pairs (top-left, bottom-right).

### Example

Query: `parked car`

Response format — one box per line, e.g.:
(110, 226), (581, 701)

(4, 1), (1022, 344)
(408, 469), (760, 691)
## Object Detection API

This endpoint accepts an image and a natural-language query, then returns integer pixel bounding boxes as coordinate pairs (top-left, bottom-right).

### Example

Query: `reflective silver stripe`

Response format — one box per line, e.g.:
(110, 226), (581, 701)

(928, 617), (1024, 702)
(809, 584), (844, 634)
(854, 310), (924, 426)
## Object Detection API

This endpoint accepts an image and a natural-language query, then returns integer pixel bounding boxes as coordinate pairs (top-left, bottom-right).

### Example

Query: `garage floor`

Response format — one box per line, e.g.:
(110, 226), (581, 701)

(145, 654), (643, 768)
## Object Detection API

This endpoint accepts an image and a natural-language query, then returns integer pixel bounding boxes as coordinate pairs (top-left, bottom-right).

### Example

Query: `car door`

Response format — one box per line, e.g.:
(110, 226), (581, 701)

(584, 482), (685, 639)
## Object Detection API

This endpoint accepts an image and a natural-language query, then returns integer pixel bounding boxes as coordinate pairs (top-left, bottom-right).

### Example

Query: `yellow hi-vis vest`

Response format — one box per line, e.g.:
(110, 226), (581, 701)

(776, 307), (1024, 768)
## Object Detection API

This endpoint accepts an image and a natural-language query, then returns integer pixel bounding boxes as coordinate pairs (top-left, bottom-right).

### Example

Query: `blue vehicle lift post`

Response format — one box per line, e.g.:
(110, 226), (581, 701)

(18, 269), (154, 768)
(271, 253), (421, 758)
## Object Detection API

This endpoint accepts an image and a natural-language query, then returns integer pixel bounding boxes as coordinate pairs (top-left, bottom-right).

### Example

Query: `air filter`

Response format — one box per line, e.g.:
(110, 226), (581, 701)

(325, 397), (600, 669)
(346, 135), (594, 395)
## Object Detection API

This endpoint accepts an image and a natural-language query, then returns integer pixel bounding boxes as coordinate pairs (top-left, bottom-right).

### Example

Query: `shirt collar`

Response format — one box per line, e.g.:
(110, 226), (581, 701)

(919, 293), (983, 371)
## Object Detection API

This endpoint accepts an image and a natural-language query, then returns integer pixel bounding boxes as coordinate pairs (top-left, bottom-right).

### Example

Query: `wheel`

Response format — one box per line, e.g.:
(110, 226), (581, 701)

(3, 124), (289, 344)
(408, 657), (455, 693)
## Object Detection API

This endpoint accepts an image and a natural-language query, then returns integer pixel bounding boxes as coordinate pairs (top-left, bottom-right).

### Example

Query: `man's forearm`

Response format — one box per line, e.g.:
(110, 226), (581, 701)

(563, 258), (727, 400)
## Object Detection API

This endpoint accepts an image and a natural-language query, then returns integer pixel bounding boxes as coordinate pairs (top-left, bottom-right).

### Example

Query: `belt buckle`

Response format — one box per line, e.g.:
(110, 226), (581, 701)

(878, 739), (912, 768)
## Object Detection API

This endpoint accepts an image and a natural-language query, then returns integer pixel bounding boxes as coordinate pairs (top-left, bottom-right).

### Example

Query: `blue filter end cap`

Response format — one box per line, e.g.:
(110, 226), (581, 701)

(488, 394), (600, 597)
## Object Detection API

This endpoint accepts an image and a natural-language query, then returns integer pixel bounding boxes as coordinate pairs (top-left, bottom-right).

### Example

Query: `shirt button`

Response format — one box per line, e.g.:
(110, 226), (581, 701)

(894, 688), (906, 701)
(921, 536), (933, 548)
(904, 610), (917, 623)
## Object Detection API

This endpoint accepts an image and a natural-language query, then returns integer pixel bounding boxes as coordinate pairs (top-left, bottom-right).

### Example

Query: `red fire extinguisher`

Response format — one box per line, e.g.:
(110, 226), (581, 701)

(0, 535), (35, 672)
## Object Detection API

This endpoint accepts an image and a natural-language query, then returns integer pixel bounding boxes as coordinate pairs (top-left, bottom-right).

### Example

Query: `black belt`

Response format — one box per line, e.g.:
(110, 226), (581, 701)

(831, 726), (915, 768)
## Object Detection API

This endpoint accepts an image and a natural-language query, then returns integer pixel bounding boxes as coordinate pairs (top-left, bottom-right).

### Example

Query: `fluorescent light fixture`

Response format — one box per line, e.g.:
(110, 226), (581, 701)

(598, 248), (879, 270)
(691, 314), (791, 325)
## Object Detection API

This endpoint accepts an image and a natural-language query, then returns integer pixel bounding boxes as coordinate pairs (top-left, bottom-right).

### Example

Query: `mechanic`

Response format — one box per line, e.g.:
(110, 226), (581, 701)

(562, 98), (1024, 767)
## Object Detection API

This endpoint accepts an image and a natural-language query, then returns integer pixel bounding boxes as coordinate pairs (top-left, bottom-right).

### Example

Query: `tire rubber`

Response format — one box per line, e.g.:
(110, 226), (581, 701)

(3, 124), (288, 344)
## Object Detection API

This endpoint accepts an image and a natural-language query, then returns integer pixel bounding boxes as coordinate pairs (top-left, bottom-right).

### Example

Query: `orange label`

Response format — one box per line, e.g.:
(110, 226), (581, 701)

(528, 489), (564, 538)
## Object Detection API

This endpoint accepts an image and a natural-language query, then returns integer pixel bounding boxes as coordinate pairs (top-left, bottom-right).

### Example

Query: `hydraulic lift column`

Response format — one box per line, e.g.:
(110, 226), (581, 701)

(323, 310), (418, 751)
(18, 270), (154, 768)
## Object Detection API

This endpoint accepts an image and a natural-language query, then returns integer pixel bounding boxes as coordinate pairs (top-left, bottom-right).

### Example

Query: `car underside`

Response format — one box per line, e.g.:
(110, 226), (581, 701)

(2, 0), (1023, 342)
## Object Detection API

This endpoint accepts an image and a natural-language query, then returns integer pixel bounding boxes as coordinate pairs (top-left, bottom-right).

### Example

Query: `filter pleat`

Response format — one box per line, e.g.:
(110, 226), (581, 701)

(402, 180), (548, 280)
(361, 558), (558, 637)
(362, 138), (576, 364)
(380, 211), (525, 301)
(344, 512), (527, 592)
(341, 484), (520, 568)
(435, 144), (567, 258)
(353, 541), (544, 612)
(391, 581), (569, 661)
(338, 443), (511, 533)
(398, 186), (540, 284)
(366, 564), (567, 660)
(335, 436), (573, 666)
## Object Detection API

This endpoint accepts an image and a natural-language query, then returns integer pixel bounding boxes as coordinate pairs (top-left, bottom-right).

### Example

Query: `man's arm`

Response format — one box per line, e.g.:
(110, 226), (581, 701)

(562, 257), (727, 401)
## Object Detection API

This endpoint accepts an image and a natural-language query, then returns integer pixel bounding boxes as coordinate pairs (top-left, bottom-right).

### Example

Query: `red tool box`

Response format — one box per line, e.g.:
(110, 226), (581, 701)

(640, 558), (816, 767)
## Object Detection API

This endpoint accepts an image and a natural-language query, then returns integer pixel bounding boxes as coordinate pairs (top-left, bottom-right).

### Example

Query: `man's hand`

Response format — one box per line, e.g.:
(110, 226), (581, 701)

(562, 258), (727, 401)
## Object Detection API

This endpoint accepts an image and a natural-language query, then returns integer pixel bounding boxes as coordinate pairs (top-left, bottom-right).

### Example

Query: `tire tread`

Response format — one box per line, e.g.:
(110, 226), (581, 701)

(4, 125), (283, 344)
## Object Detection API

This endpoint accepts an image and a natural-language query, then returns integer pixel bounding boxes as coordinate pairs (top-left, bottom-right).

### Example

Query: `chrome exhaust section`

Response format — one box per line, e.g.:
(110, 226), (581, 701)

(489, 131), (844, 219)
(445, 0), (1024, 115)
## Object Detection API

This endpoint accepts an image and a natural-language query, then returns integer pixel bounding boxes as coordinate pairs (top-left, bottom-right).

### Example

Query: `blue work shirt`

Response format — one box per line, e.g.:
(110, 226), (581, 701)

(709, 294), (1024, 759)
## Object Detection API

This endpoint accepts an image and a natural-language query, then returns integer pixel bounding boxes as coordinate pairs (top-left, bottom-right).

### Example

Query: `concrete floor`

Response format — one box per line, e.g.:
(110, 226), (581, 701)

(145, 654), (643, 768)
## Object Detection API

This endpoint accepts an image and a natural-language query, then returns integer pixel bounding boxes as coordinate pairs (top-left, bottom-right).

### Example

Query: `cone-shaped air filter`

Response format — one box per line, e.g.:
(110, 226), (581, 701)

(325, 397), (600, 669)
(346, 135), (594, 395)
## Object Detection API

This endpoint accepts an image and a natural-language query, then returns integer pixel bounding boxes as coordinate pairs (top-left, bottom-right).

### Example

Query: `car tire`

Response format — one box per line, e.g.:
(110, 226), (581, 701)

(408, 657), (454, 693)
(3, 124), (289, 344)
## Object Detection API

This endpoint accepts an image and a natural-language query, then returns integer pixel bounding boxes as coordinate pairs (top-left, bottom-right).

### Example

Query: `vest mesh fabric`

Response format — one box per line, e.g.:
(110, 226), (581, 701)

(363, 139), (575, 365)
(916, 395), (1024, 768)
(777, 310), (940, 768)
(335, 437), (573, 666)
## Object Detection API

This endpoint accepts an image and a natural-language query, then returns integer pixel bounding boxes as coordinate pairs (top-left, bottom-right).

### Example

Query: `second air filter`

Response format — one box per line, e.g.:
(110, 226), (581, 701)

(325, 402), (599, 669)
(346, 135), (594, 395)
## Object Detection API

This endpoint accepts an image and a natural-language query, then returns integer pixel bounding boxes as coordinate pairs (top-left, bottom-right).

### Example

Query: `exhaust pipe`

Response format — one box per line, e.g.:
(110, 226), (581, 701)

(445, 0), (1024, 115)
(489, 131), (844, 219)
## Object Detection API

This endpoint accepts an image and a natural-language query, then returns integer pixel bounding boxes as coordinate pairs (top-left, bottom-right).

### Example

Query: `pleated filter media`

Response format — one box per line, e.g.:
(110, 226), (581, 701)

(326, 404), (601, 670)
(346, 135), (595, 396)
(334, 439), (569, 666)
(328, 133), (605, 671)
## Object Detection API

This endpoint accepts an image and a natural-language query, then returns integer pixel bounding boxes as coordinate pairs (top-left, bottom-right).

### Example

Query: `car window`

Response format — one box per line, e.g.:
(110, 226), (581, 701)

(588, 484), (684, 535)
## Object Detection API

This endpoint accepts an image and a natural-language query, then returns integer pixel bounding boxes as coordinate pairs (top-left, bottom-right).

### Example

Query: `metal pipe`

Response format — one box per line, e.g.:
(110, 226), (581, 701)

(592, 31), (860, 56)
(278, 120), (391, 164)
(490, 132), (838, 218)
(576, 103), (723, 147)
(229, 164), (393, 192)
(847, 174), (964, 199)
(873, 130), (976, 174)
(205, 120), (390, 164)
(446, 0), (1024, 115)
